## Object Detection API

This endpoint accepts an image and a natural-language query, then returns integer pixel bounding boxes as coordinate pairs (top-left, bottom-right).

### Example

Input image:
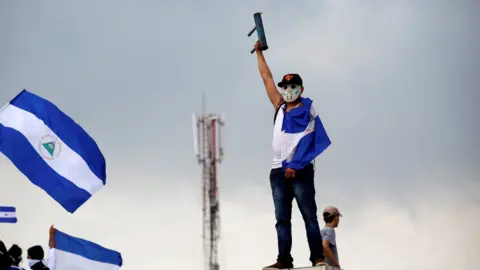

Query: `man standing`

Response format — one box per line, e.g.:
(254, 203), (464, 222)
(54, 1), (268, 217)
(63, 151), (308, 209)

(321, 206), (342, 269)
(254, 42), (332, 269)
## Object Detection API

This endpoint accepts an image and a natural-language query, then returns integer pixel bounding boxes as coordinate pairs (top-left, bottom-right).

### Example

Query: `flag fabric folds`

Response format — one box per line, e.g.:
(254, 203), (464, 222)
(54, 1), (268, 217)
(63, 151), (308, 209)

(54, 229), (122, 270)
(273, 97), (331, 170)
(0, 89), (106, 213)
(0, 206), (17, 223)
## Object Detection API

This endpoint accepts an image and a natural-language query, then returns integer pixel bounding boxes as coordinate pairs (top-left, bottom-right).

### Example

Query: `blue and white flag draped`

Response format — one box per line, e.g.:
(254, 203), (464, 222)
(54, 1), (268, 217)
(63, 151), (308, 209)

(0, 206), (17, 223)
(273, 97), (331, 170)
(0, 89), (106, 213)
(54, 229), (123, 270)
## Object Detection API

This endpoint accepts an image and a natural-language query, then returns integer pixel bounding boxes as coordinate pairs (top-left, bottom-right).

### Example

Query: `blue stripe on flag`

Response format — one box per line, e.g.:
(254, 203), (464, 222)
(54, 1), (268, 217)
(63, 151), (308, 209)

(0, 206), (15, 212)
(10, 90), (106, 183)
(281, 110), (311, 134)
(0, 218), (17, 223)
(281, 97), (316, 134)
(282, 116), (331, 170)
(0, 124), (93, 213)
(55, 229), (123, 266)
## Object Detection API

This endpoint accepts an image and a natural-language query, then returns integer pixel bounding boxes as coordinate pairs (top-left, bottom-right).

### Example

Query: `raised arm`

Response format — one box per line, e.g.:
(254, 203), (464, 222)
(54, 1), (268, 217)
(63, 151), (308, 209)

(255, 42), (283, 109)
(47, 225), (56, 270)
(49, 225), (56, 249)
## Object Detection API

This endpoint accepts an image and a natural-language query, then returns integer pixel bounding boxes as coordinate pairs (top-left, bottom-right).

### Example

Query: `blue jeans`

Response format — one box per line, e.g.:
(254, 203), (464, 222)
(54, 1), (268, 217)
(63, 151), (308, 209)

(269, 164), (324, 264)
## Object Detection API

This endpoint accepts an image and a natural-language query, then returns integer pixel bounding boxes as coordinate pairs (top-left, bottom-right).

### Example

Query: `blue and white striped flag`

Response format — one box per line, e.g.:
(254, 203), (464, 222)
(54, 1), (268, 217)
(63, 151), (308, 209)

(0, 90), (106, 213)
(54, 229), (123, 270)
(273, 97), (331, 170)
(0, 206), (17, 223)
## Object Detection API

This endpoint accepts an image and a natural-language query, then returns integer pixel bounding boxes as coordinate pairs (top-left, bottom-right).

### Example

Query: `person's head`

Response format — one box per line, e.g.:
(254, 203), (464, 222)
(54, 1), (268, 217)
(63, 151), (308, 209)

(277, 73), (304, 103)
(27, 245), (44, 260)
(0, 240), (12, 270)
(323, 206), (342, 228)
(8, 244), (22, 266)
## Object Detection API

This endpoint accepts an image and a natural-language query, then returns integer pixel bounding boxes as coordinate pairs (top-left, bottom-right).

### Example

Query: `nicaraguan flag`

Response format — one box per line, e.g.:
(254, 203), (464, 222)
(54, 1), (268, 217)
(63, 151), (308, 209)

(0, 206), (17, 223)
(54, 229), (123, 270)
(273, 97), (331, 170)
(0, 90), (106, 213)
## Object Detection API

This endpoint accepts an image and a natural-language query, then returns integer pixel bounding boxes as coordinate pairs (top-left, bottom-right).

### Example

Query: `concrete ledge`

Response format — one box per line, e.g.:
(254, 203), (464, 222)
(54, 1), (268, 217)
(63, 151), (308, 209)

(264, 264), (341, 270)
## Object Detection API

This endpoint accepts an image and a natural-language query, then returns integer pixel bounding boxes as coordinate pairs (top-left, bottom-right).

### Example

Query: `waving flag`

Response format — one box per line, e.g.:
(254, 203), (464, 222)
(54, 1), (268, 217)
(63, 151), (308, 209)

(273, 97), (331, 170)
(0, 90), (106, 213)
(0, 206), (17, 223)
(54, 229), (122, 270)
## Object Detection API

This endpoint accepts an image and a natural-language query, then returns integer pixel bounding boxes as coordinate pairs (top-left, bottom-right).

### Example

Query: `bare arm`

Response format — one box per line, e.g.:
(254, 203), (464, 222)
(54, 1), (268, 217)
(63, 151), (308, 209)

(49, 225), (56, 249)
(47, 225), (56, 270)
(255, 43), (283, 109)
(322, 240), (340, 268)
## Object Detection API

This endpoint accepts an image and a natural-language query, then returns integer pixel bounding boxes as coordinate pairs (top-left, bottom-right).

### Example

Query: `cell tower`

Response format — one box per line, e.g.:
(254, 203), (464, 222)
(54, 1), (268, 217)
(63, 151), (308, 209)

(192, 96), (225, 270)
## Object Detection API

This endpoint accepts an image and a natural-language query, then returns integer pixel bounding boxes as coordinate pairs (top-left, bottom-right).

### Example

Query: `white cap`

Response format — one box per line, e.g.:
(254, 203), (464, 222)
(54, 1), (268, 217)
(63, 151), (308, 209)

(323, 206), (343, 218)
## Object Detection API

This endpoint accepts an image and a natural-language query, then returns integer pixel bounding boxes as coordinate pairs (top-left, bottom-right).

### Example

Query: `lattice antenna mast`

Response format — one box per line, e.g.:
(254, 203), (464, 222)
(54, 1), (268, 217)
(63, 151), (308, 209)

(192, 95), (225, 270)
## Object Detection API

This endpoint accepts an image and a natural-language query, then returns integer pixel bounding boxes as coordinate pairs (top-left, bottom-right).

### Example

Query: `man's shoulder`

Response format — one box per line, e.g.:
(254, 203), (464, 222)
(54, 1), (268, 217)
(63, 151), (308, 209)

(321, 227), (337, 245)
(273, 102), (286, 124)
(300, 96), (314, 105)
(275, 101), (286, 110)
(321, 227), (336, 235)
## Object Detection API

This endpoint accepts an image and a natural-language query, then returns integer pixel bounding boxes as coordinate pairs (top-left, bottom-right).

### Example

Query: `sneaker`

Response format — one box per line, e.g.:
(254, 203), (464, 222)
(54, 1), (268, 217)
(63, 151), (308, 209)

(313, 258), (327, 266)
(263, 261), (294, 269)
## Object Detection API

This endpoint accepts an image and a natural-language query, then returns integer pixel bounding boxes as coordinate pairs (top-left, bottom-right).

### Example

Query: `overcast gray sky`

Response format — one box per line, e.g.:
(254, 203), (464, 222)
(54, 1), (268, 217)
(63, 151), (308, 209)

(1, 0), (479, 269)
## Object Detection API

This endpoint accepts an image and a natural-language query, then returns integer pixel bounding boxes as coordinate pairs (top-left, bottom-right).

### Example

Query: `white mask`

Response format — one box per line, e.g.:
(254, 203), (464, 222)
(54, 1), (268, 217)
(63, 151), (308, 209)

(280, 84), (302, 103)
(28, 259), (41, 267)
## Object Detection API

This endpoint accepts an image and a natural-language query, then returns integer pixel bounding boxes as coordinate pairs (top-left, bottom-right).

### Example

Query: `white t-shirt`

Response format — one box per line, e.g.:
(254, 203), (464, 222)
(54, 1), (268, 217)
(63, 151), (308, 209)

(271, 105), (285, 169)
